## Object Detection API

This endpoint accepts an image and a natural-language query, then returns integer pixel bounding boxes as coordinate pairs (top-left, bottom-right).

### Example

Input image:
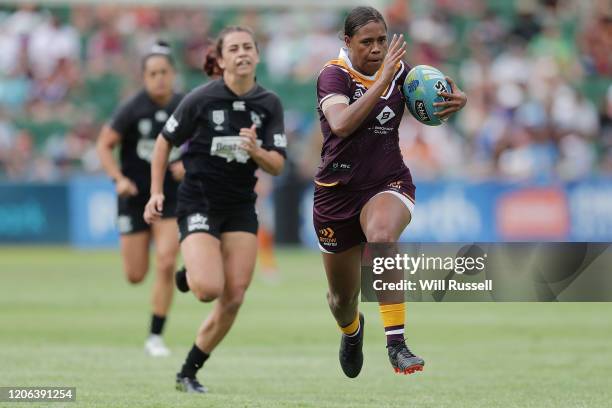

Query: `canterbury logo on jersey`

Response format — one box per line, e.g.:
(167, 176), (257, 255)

(210, 136), (262, 163)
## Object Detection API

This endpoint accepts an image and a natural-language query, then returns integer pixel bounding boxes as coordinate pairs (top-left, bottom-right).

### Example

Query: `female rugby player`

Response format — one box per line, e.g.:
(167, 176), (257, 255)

(96, 41), (184, 357)
(144, 26), (286, 393)
(314, 7), (466, 377)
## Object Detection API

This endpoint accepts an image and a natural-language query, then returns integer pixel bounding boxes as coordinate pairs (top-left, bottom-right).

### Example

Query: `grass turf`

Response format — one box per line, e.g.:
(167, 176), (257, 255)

(0, 246), (611, 407)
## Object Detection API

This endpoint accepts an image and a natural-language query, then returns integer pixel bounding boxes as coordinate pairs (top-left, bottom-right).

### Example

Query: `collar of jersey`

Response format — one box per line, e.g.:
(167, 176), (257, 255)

(323, 48), (400, 90)
(220, 77), (259, 99)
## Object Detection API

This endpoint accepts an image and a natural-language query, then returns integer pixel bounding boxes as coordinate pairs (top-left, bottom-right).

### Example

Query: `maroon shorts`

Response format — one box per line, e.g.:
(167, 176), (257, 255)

(312, 174), (415, 253)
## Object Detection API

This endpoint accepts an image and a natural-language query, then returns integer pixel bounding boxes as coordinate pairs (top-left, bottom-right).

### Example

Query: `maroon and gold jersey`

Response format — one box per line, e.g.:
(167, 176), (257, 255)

(315, 48), (410, 190)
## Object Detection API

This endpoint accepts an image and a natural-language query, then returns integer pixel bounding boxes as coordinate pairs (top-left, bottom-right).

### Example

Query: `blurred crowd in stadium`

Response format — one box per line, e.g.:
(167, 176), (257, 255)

(0, 0), (610, 182)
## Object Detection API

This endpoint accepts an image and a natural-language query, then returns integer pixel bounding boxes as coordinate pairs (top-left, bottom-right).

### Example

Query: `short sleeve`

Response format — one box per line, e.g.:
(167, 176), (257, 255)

(161, 92), (199, 147)
(398, 62), (410, 101)
(108, 100), (133, 137)
(317, 65), (351, 112)
(261, 95), (287, 157)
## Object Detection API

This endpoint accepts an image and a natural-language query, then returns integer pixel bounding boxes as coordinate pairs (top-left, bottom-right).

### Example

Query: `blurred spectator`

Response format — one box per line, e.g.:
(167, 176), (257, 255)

(511, 2), (542, 43)
(579, 13), (612, 76)
(27, 11), (80, 80)
(599, 85), (612, 172)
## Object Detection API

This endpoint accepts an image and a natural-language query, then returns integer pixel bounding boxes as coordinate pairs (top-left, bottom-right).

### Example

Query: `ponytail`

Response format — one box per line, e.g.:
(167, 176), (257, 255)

(202, 43), (222, 78)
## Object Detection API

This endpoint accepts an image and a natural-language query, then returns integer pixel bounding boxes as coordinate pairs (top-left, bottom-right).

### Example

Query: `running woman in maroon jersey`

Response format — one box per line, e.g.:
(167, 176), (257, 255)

(313, 6), (466, 377)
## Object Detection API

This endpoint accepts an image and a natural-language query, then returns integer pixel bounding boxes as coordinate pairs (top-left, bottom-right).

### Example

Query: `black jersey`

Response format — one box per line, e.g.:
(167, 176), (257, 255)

(109, 89), (183, 202)
(161, 78), (286, 210)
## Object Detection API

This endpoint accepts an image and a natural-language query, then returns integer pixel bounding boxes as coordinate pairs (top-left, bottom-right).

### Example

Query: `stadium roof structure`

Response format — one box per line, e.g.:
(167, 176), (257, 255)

(3, 0), (384, 8)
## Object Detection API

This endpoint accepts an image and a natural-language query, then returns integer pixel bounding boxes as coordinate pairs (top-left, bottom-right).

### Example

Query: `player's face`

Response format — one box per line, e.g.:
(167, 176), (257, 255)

(143, 56), (176, 100)
(345, 21), (388, 76)
(218, 31), (259, 77)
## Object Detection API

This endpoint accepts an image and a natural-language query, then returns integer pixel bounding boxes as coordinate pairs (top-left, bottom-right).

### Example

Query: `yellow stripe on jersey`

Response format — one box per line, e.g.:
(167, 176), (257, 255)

(322, 58), (402, 91)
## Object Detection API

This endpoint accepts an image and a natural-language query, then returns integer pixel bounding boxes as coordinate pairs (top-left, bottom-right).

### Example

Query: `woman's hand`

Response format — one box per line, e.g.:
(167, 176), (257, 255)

(379, 34), (407, 85)
(116, 176), (138, 197)
(144, 193), (165, 224)
(433, 76), (467, 120)
(240, 124), (260, 157)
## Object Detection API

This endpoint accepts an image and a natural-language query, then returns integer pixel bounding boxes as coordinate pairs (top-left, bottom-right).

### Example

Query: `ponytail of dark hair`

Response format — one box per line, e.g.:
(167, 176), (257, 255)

(202, 42), (222, 78)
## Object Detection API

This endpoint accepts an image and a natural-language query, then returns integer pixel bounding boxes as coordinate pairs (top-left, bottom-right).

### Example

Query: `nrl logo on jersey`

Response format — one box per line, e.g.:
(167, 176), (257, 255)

(353, 88), (364, 100)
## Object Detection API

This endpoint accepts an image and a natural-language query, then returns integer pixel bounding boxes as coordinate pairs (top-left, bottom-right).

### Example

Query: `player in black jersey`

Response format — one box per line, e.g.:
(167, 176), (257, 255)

(143, 27), (287, 394)
(96, 41), (183, 357)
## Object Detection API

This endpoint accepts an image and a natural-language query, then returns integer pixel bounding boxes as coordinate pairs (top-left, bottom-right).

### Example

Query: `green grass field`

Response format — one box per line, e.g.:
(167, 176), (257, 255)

(1, 247), (611, 408)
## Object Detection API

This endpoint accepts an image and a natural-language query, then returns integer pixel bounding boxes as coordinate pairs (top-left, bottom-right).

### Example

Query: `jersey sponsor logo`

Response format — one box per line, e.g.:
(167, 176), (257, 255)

(331, 162), (351, 172)
(233, 101), (246, 111)
(187, 213), (210, 232)
(117, 215), (133, 234)
(414, 100), (431, 121)
(138, 119), (152, 137)
(376, 106), (396, 125)
(318, 227), (337, 247)
(137, 139), (181, 163)
(210, 136), (262, 163)
(373, 125), (394, 135)
(273, 133), (287, 148)
(155, 110), (169, 122)
(250, 111), (262, 128)
(164, 115), (179, 133)
(212, 110), (226, 131)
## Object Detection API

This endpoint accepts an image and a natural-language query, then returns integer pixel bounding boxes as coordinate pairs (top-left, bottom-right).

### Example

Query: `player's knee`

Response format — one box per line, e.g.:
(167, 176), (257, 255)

(192, 283), (223, 303)
(327, 291), (358, 312)
(367, 227), (396, 243)
(220, 288), (247, 315)
(156, 253), (176, 278)
(125, 267), (147, 284)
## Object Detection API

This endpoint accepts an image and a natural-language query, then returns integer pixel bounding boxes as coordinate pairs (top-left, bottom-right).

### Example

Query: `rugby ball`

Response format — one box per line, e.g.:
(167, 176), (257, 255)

(403, 65), (451, 126)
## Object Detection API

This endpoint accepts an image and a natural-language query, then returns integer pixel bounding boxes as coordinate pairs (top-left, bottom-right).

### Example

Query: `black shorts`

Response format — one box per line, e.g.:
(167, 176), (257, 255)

(178, 208), (258, 242)
(117, 195), (177, 235)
